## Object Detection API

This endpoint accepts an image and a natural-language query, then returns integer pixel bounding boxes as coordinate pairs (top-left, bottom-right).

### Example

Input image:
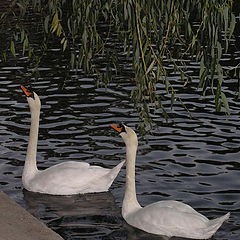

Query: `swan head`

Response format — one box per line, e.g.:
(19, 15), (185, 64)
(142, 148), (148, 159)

(111, 124), (138, 146)
(21, 86), (41, 110)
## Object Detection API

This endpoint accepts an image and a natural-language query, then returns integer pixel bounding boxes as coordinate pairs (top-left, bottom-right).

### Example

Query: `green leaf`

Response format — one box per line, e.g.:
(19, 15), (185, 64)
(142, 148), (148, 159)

(20, 30), (25, 42)
(82, 27), (88, 50)
(67, 18), (72, 33)
(56, 24), (62, 36)
(23, 35), (29, 55)
(199, 55), (206, 89)
(216, 41), (222, 62)
(44, 15), (50, 33)
(229, 13), (236, 39)
(60, 37), (65, 44)
(170, 89), (175, 110)
(63, 39), (68, 51)
(10, 40), (16, 56)
(223, 6), (229, 34)
(217, 63), (223, 86)
(16, 2), (24, 9)
(0, 12), (6, 20)
(70, 52), (75, 69)
(51, 12), (59, 33)
(221, 92), (230, 114)
(51, 23), (58, 34)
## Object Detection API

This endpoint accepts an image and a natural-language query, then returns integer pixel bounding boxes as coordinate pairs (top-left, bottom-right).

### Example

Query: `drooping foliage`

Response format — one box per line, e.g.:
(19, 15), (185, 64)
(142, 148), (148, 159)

(0, 0), (238, 123)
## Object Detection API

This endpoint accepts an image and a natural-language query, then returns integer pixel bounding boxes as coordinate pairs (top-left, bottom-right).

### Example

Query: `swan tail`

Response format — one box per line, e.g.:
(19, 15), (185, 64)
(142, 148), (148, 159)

(106, 160), (125, 187)
(111, 160), (125, 178)
(81, 160), (125, 193)
(204, 212), (230, 238)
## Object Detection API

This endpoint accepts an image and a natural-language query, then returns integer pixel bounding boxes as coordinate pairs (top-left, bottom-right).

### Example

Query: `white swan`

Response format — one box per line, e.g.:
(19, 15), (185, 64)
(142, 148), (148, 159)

(20, 85), (124, 195)
(111, 123), (230, 239)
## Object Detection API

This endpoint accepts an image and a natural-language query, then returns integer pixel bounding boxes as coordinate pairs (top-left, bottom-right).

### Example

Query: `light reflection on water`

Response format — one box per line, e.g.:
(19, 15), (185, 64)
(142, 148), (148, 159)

(0, 40), (240, 240)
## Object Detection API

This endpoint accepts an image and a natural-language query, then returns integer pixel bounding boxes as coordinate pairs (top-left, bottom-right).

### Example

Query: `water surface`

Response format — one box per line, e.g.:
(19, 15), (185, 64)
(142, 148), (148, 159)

(0, 16), (240, 240)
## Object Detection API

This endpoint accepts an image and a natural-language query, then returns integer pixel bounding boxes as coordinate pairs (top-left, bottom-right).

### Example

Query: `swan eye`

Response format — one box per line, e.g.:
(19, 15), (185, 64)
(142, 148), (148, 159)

(21, 85), (35, 99)
(119, 123), (126, 132)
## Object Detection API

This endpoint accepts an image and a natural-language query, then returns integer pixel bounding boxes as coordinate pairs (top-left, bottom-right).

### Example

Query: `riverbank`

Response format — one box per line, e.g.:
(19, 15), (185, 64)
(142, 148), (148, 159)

(0, 191), (64, 240)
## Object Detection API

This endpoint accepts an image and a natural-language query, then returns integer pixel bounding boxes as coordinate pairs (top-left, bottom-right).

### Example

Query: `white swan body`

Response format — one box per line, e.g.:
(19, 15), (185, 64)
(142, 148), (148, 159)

(21, 86), (124, 195)
(111, 124), (229, 239)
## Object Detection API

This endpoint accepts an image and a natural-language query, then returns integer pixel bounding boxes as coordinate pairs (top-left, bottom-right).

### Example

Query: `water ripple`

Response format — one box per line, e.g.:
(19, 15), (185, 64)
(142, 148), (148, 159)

(0, 46), (240, 240)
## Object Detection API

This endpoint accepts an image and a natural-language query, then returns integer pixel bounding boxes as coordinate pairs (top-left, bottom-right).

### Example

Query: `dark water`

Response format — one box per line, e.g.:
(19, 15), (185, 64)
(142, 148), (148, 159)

(0, 14), (240, 240)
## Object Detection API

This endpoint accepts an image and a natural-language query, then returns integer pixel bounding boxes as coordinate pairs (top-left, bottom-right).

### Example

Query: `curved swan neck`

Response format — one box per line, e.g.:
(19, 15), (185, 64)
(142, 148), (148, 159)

(23, 98), (40, 180)
(122, 142), (141, 219)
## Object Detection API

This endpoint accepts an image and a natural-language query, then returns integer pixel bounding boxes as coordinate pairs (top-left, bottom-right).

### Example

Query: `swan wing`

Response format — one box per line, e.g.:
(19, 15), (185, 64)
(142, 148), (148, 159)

(27, 161), (124, 195)
(148, 200), (208, 219)
(50, 161), (91, 169)
(125, 200), (219, 239)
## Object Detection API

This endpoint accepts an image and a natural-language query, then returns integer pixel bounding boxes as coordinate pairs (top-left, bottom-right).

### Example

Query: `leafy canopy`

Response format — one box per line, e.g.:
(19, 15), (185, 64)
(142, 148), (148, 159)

(0, 0), (238, 125)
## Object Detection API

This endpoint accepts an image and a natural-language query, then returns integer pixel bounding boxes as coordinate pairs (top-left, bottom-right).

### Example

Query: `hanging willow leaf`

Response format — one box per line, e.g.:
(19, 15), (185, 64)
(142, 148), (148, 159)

(44, 15), (50, 33)
(56, 23), (62, 36)
(223, 6), (229, 32)
(51, 12), (63, 36)
(221, 92), (230, 114)
(63, 39), (68, 51)
(10, 40), (15, 56)
(217, 63), (223, 86)
(0, 0), (237, 124)
(199, 55), (206, 88)
(229, 13), (236, 39)
(20, 29), (25, 42)
(216, 41), (222, 62)
(23, 35), (29, 55)
(70, 52), (75, 69)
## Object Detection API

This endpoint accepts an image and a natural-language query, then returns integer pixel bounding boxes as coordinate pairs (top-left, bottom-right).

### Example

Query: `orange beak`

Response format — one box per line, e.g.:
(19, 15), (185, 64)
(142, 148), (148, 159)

(110, 124), (123, 133)
(21, 85), (33, 97)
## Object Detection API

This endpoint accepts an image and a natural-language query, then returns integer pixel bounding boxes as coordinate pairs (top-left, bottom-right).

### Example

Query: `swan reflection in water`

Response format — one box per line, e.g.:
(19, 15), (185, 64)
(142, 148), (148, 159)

(23, 189), (124, 239)
(124, 223), (191, 240)
(23, 189), (120, 217)
(23, 190), (199, 240)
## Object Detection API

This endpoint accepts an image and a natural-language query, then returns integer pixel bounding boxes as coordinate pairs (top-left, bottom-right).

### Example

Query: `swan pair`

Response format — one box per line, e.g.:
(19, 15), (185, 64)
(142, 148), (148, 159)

(21, 86), (229, 239)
